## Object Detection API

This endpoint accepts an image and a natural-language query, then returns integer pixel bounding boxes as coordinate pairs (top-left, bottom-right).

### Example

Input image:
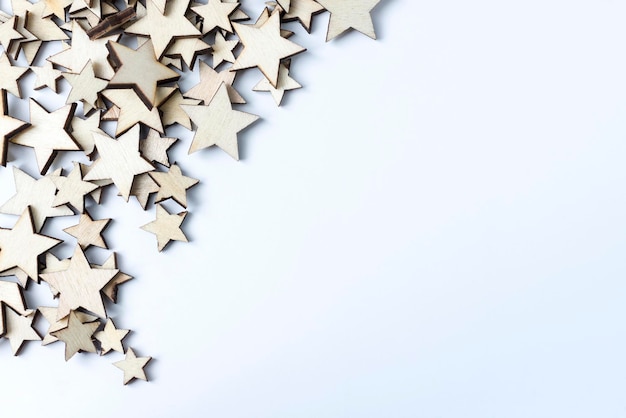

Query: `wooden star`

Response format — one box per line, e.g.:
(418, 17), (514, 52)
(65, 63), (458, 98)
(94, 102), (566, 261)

(158, 90), (201, 130)
(316, 0), (382, 41)
(254, 7), (294, 38)
(5, 13), (40, 65)
(141, 204), (188, 251)
(107, 40), (180, 107)
(113, 347), (151, 384)
(94, 318), (129, 354)
(0, 89), (29, 166)
(63, 60), (108, 111)
(63, 211), (110, 249)
(164, 37), (211, 70)
(40, 246), (117, 320)
(0, 207), (61, 280)
(149, 163), (199, 208)
(0, 167), (74, 231)
(97, 253), (133, 303)
(0, 52), (28, 98)
(50, 162), (98, 213)
(0, 267), (29, 288)
(182, 82), (259, 160)
(192, 0), (238, 34)
(11, 99), (79, 175)
(3, 307), (40, 355)
(41, 0), (73, 19)
(70, 112), (105, 157)
(100, 89), (164, 136)
(39, 306), (98, 346)
(0, 17), (24, 51)
(127, 173), (159, 209)
(31, 61), (63, 93)
(12, 0), (69, 43)
(253, 62), (301, 105)
(140, 129), (177, 167)
(51, 310), (100, 360)
(283, 0), (324, 32)
(210, 31), (238, 68)
(125, 0), (201, 59)
(85, 125), (155, 200)
(0, 281), (29, 334)
(184, 60), (245, 105)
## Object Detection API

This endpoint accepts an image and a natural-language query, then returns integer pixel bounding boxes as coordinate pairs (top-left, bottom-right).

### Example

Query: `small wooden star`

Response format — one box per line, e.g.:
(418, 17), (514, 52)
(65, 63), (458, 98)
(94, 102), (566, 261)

(49, 162), (98, 213)
(3, 307), (41, 355)
(100, 89), (164, 136)
(140, 204), (188, 251)
(158, 90), (201, 130)
(94, 318), (129, 354)
(316, 0), (382, 41)
(63, 60), (108, 111)
(63, 210), (111, 249)
(283, 0), (324, 33)
(0, 281), (30, 334)
(31, 61), (63, 93)
(127, 173), (159, 209)
(51, 310), (100, 361)
(192, 0), (238, 34)
(163, 38), (211, 70)
(0, 51), (28, 98)
(149, 163), (199, 208)
(140, 129), (177, 167)
(210, 31), (238, 68)
(184, 60), (245, 105)
(39, 306), (98, 345)
(253, 62), (301, 106)
(113, 347), (151, 384)
(97, 253), (133, 303)
(0, 89), (29, 166)
(70, 112), (105, 157)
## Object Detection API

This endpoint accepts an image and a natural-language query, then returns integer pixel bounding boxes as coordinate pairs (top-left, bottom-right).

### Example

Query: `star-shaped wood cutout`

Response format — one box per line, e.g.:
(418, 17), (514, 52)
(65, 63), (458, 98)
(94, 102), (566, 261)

(316, 0), (382, 41)
(12, 0), (69, 42)
(164, 38), (211, 70)
(253, 62), (301, 105)
(42, 0), (73, 19)
(283, 0), (324, 33)
(158, 89), (201, 130)
(0, 89), (29, 166)
(10, 99), (79, 175)
(39, 306), (97, 345)
(140, 129), (177, 167)
(182, 83), (259, 160)
(0, 52), (28, 98)
(192, 0), (238, 34)
(100, 89), (164, 136)
(0, 207), (61, 280)
(63, 60), (108, 111)
(97, 253), (133, 303)
(49, 162), (98, 213)
(31, 61), (63, 93)
(211, 31), (238, 68)
(184, 60), (245, 105)
(3, 306), (40, 355)
(94, 318), (129, 354)
(70, 112), (105, 158)
(149, 163), (199, 208)
(51, 310), (100, 360)
(63, 210), (110, 249)
(0, 281), (29, 334)
(127, 173), (159, 209)
(232, 9), (305, 87)
(113, 347), (151, 384)
(141, 204), (188, 251)
(0, 17), (24, 52)
(85, 125), (155, 200)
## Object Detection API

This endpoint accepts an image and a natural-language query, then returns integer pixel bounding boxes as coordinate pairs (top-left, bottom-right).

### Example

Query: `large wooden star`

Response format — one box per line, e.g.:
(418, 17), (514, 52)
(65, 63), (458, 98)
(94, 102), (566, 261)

(0, 89), (29, 166)
(231, 9), (305, 87)
(316, 0), (382, 41)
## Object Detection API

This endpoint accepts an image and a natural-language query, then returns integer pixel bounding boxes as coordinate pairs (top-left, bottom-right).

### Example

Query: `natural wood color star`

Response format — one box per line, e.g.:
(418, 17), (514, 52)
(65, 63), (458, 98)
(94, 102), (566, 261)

(253, 62), (301, 105)
(182, 82), (259, 160)
(192, 0), (238, 34)
(140, 129), (177, 167)
(316, 0), (382, 41)
(70, 112), (105, 157)
(141, 204), (188, 251)
(5, 12), (40, 65)
(49, 162), (98, 212)
(94, 318), (129, 354)
(0, 281), (29, 334)
(127, 173), (159, 209)
(98, 253), (133, 303)
(158, 89), (201, 130)
(100, 89), (164, 136)
(184, 60), (245, 105)
(0, 17), (24, 52)
(0, 267), (29, 288)
(12, 0), (69, 42)
(164, 37), (211, 70)
(149, 163), (199, 208)
(63, 211), (110, 249)
(31, 61), (63, 93)
(51, 310), (100, 360)
(113, 347), (151, 384)
(0, 207), (61, 280)
(283, 0), (324, 33)
(39, 246), (118, 320)
(39, 306), (97, 346)
(63, 60), (108, 111)
(0, 89), (29, 166)
(254, 7), (294, 38)
(210, 31), (237, 68)
(3, 307), (40, 355)
(42, 0), (73, 19)
(0, 52), (28, 98)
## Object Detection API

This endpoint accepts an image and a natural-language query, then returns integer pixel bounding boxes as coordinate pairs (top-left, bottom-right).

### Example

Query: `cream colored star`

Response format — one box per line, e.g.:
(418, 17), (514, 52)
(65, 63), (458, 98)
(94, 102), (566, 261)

(140, 204), (188, 251)
(316, 0), (382, 41)
(0, 52), (28, 98)
(113, 347), (151, 384)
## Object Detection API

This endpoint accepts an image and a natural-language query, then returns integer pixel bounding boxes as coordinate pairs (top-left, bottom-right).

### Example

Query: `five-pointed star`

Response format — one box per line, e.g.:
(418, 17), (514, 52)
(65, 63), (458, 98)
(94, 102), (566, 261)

(51, 310), (100, 360)
(141, 204), (188, 251)
(158, 89), (201, 130)
(316, 0), (382, 41)
(210, 31), (238, 68)
(70, 113), (105, 157)
(50, 162), (98, 212)
(40, 246), (118, 320)
(84, 125), (155, 200)
(3, 307), (41, 355)
(140, 129), (177, 167)
(94, 318), (129, 354)
(0, 281), (30, 334)
(63, 211), (110, 249)
(164, 38), (211, 70)
(97, 253), (133, 303)
(182, 83), (259, 160)
(113, 347), (151, 384)
(149, 163), (199, 208)
(10, 99), (79, 174)
(283, 0), (325, 32)
(0, 167), (74, 231)
(0, 52), (28, 98)
(39, 306), (98, 345)
(0, 17), (24, 51)
(100, 89), (164, 136)
(107, 40), (180, 107)
(0, 89), (29, 166)
(42, 0), (73, 19)
(63, 60), (108, 110)
(12, 0), (69, 42)
(253, 62), (301, 106)
(184, 60), (245, 105)
(125, 0), (201, 59)
(232, 10), (305, 87)
(0, 207), (61, 280)
(127, 173), (159, 209)
(192, 0), (238, 34)
(31, 61), (63, 92)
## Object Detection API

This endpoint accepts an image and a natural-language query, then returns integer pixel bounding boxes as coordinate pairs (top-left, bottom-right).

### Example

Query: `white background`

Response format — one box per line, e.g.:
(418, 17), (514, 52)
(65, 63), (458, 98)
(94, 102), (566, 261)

(3, 0), (626, 417)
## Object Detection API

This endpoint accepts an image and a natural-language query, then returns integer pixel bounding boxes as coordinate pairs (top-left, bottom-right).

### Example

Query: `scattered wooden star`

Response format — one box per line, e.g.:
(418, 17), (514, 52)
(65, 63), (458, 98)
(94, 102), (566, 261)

(149, 163), (199, 208)
(0, 89), (29, 166)
(316, 0), (382, 41)
(210, 31), (238, 68)
(63, 210), (110, 249)
(140, 204), (188, 251)
(113, 347), (151, 384)
(94, 318), (129, 354)
(51, 310), (100, 360)
(0, 281), (30, 334)
(97, 253), (133, 303)
(164, 37), (211, 70)
(184, 60), (245, 105)
(158, 90), (201, 130)
(100, 89), (164, 135)
(283, 0), (324, 33)
(50, 162), (99, 213)
(140, 129), (177, 167)
(0, 52), (28, 98)
(41, 0), (73, 20)
(39, 306), (98, 345)
(30, 61), (63, 93)
(127, 173), (160, 209)
(192, 0), (238, 34)
(253, 62), (301, 105)
(2, 307), (40, 355)
(70, 112), (105, 157)
(63, 60), (108, 111)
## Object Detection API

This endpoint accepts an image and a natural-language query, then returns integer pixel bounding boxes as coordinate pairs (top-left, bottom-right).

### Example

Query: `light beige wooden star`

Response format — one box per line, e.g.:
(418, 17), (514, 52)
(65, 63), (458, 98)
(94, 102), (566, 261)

(50, 162), (98, 213)
(63, 211), (110, 249)
(100, 89), (164, 136)
(97, 253), (133, 303)
(140, 129), (177, 167)
(113, 347), (151, 384)
(64, 60), (108, 111)
(0, 267), (29, 288)
(158, 89), (201, 130)
(182, 82), (259, 160)
(12, 0), (69, 42)
(0, 51), (28, 98)
(0, 281), (29, 334)
(141, 204), (188, 251)
(0, 207), (61, 280)
(70, 112), (105, 157)
(40, 246), (117, 320)
(85, 125), (155, 200)
(192, 0), (238, 34)
(0, 89), (29, 166)
(31, 61), (63, 93)
(149, 163), (199, 208)
(3, 307), (40, 355)
(51, 310), (100, 360)
(254, 7), (294, 38)
(316, 0), (382, 41)
(164, 37), (211, 70)
(94, 318), (129, 354)
(10, 99), (79, 175)
(184, 60), (245, 105)
(39, 306), (98, 346)
(42, 0), (73, 19)
(0, 17), (24, 52)
(210, 31), (238, 68)
(253, 62), (301, 105)
(0, 167), (74, 231)
(5, 12), (40, 65)
(127, 173), (159, 209)
(283, 0), (324, 32)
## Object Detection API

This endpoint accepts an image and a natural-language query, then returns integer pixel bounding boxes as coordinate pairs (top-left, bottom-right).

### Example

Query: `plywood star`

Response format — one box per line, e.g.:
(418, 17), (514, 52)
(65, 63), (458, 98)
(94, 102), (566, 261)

(40, 246), (117, 320)
(192, 0), (238, 34)
(31, 61), (63, 93)
(182, 83), (258, 159)
(316, 0), (381, 41)
(12, 0), (69, 42)
(94, 318), (129, 354)
(127, 173), (159, 208)
(98, 254), (133, 303)
(0, 207), (61, 280)
(0, 267), (29, 288)
(0, 89), (29, 166)
(210, 31), (237, 68)
(39, 306), (98, 346)
(253, 62), (301, 105)
(0, 281), (29, 334)
(6, 13), (40, 65)
(63, 211), (110, 249)
(100, 89), (164, 136)
(159, 89), (201, 130)
(283, 0), (324, 32)
(140, 129), (177, 167)
(0, 52), (28, 98)
(107, 41), (180, 107)
(184, 60), (245, 105)
(11, 99), (79, 174)
(125, 0), (201, 59)
(140, 204), (188, 251)
(0, 17), (24, 51)
(164, 37), (211, 70)
(85, 125), (154, 200)
(50, 162), (98, 212)
(113, 347), (151, 384)
(70, 112), (105, 157)
(64, 60), (108, 110)
(42, 0), (73, 19)
(149, 163), (199, 208)
(232, 10), (305, 87)
(51, 310), (100, 360)
(0, 167), (74, 231)
(3, 307), (40, 355)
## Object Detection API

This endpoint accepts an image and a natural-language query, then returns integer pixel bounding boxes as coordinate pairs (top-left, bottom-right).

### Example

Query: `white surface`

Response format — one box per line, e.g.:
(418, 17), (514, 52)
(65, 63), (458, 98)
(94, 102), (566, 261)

(3, 0), (626, 417)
